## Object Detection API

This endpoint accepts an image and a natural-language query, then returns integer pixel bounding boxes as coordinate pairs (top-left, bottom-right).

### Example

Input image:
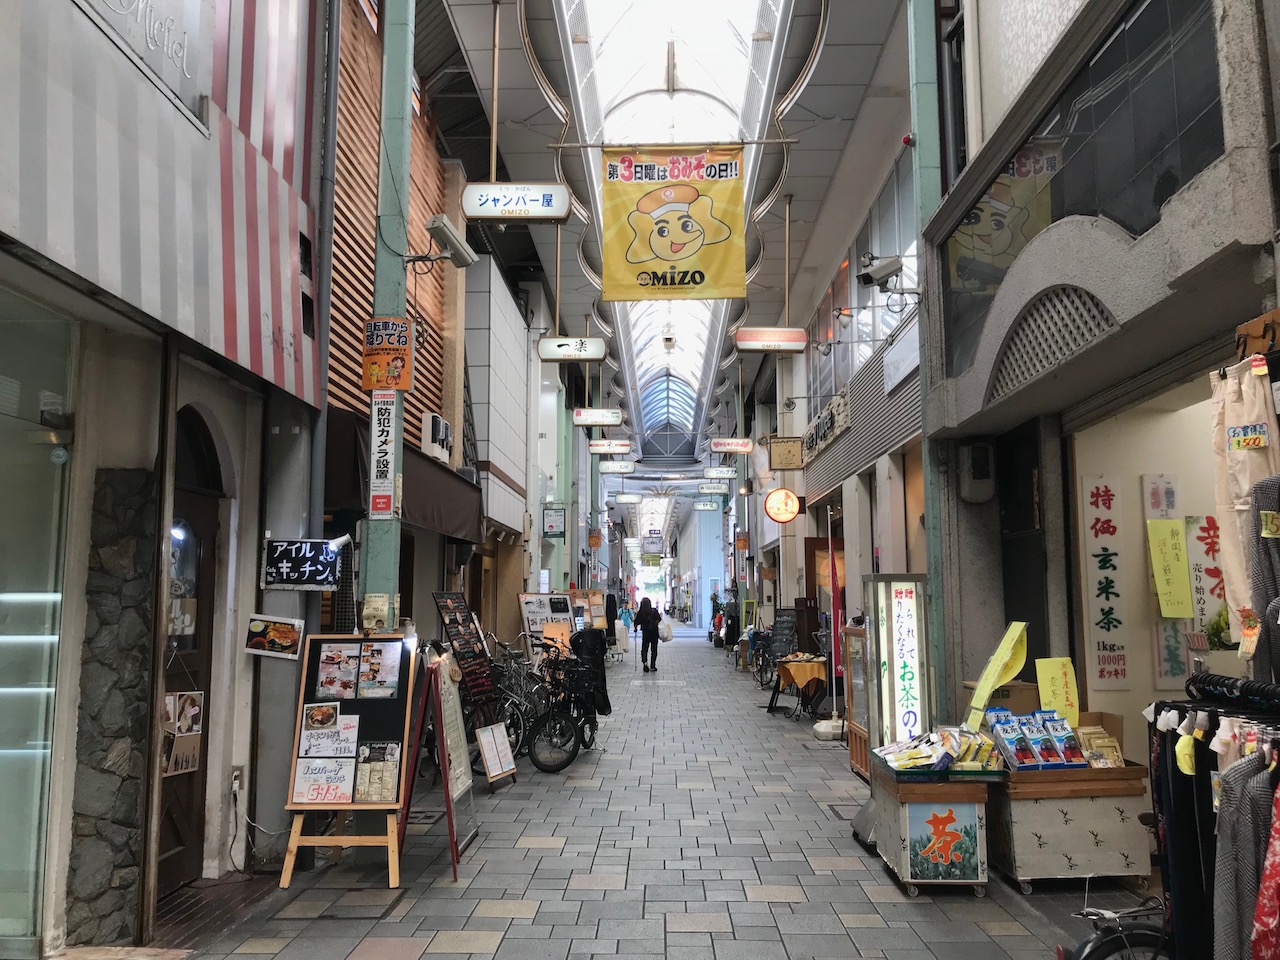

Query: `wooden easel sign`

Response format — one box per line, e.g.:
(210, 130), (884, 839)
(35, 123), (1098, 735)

(279, 633), (418, 888)
(475, 721), (517, 792)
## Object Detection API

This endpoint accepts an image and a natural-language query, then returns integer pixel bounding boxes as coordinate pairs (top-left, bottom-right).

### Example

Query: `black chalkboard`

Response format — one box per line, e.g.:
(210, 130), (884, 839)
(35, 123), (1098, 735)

(434, 592), (495, 703)
(772, 608), (797, 644)
(287, 633), (418, 810)
(261, 539), (341, 590)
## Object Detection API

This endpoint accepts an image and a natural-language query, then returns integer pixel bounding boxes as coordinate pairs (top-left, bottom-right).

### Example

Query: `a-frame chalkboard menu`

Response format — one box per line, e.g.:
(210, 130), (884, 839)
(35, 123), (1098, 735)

(433, 592), (495, 706)
(279, 633), (419, 888)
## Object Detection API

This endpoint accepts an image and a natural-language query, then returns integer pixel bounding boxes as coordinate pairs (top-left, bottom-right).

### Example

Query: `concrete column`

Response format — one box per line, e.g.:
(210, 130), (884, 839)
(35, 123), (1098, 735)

(875, 454), (908, 573)
(842, 470), (874, 611)
(1039, 415), (1072, 659)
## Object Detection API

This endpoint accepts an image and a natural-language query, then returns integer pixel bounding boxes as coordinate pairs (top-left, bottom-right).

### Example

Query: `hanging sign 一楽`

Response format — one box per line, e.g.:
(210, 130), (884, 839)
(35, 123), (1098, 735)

(362, 318), (413, 391)
(537, 337), (607, 362)
(601, 145), (746, 302)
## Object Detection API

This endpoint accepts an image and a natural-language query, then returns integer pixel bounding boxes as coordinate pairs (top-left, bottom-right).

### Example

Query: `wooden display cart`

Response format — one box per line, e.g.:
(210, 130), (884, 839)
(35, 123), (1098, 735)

(987, 761), (1149, 894)
(867, 755), (994, 898)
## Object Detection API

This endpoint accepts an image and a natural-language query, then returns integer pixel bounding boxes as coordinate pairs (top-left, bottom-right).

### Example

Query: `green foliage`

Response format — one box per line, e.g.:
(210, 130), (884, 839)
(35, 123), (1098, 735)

(1206, 604), (1236, 650)
(908, 824), (981, 882)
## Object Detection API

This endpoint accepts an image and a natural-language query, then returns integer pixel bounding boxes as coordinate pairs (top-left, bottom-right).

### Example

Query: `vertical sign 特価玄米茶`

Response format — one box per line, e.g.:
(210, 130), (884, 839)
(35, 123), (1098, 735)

(1080, 476), (1128, 690)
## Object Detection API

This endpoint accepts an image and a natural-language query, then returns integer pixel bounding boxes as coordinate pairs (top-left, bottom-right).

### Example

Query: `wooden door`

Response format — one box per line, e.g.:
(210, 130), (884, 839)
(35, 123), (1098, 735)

(158, 489), (218, 896)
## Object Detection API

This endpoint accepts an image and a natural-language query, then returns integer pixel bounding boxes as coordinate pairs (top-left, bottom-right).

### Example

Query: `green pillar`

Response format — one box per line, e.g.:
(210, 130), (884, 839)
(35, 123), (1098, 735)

(907, 0), (948, 712)
(363, 0), (415, 631)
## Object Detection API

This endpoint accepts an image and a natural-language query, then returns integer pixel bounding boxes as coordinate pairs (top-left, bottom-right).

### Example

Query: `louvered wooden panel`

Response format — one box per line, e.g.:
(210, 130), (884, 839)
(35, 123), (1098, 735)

(803, 348), (923, 502)
(331, 0), (447, 450)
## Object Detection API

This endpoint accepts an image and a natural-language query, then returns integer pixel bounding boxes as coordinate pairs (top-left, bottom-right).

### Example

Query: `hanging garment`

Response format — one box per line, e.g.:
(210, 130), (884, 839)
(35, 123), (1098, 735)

(1259, 599), (1280, 687)
(1240, 766), (1278, 956)
(1217, 752), (1268, 960)
(1211, 360), (1280, 655)
(1251, 784), (1280, 958)
(1253, 479), (1280, 680)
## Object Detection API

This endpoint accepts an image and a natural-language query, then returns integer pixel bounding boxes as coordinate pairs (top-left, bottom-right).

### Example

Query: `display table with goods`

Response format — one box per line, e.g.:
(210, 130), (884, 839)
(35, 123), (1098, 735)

(981, 707), (1150, 893)
(766, 653), (827, 718)
(867, 727), (1005, 897)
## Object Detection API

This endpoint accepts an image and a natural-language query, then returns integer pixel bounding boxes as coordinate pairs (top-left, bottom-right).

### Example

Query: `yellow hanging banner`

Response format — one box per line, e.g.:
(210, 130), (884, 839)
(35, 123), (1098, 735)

(600, 146), (746, 302)
(1035, 657), (1081, 727)
(1146, 519), (1195, 618)
(963, 621), (1028, 730)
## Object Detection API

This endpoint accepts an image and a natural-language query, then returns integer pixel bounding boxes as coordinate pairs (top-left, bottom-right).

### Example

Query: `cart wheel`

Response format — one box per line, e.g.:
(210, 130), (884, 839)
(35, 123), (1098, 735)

(905, 884), (920, 898)
(973, 885), (987, 898)
(1019, 882), (1033, 896)
(1136, 877), (1150, 892)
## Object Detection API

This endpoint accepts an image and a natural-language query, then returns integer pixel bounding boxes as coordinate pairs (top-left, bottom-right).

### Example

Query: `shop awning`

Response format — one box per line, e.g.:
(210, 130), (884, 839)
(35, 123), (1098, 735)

(325, 407), (484, 543)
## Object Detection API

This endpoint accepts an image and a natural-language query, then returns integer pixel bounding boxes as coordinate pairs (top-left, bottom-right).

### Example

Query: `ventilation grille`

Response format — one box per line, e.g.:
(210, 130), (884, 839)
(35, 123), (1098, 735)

(988, 287), (1116, 404)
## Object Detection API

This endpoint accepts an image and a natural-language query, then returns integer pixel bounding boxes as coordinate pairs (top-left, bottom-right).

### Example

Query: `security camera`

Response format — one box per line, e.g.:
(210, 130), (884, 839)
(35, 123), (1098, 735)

(856, 255), (903, 289)
(425, 214), (478, 268)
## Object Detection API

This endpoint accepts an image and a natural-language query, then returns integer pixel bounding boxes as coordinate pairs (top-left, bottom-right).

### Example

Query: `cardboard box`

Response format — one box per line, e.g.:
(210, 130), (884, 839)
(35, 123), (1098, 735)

(962, 679), (1041, 717)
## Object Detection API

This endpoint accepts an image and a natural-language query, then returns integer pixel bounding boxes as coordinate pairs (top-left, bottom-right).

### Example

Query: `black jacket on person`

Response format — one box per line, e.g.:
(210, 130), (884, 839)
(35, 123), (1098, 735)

(635, 606), (662, 643)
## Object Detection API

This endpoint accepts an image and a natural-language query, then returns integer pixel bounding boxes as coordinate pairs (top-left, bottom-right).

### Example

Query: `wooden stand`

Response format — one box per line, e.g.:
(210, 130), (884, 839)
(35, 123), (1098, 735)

(869, 758), (992, 898)
(279, 810), (400, 888)
(988, 763), (1150, 894)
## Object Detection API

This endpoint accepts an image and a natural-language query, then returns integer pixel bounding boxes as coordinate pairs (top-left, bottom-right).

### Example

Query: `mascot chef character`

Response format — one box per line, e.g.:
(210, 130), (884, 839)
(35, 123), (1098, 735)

(625, 185), (732, 265)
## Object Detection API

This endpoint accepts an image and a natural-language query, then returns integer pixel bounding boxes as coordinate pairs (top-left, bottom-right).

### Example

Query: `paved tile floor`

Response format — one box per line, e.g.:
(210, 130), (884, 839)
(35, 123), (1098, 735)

(196, 625), (1091, 960)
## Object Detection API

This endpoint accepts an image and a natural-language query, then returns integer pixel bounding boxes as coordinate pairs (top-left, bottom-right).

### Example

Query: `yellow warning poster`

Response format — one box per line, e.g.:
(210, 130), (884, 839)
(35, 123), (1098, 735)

(601, 146), (745, 302)
(963, 621), (1028, 731)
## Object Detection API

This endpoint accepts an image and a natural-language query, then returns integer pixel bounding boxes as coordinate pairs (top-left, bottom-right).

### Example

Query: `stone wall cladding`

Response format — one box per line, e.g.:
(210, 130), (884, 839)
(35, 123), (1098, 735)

(65, 469), (157, 945)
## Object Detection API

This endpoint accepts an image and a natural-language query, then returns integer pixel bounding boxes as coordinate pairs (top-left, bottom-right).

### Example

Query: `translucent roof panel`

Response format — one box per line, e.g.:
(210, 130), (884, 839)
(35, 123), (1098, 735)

(584, 0), (762, 142)
(627, 301), (714, 434)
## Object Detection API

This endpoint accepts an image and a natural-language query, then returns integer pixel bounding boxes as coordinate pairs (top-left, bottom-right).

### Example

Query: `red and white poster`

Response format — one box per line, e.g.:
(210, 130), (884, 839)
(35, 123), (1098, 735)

(369, 390), (398, 519)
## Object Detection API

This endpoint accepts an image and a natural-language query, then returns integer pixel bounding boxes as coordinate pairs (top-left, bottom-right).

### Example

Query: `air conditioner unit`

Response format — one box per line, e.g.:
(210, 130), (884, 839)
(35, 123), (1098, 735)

(422, 413), (453, 464)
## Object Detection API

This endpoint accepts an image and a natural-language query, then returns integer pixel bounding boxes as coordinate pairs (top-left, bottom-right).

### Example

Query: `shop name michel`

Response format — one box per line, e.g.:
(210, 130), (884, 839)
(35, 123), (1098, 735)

(99, 0), (194, 79)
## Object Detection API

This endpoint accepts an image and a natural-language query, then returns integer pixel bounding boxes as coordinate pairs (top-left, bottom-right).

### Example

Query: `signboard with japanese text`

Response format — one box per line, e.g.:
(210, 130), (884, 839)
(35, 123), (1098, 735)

(1080, 475), (1129, 689)
(1153, 619), (1192, 690)
(693, 501), (719, 511)
(598, 461), (635, 474)
(764, 487), (801, 524)
(1034, 657), (1080, 727)
(361, 318), (413, 391)
(261, 540), (342, 591)
(1146, 519), (1195, 618)
(588, 439), (631, 455)
(601, 145), (746, 302)
(518, 593), (574, 638)
(734, 326), (808, 353)
(641, 536), (663, 555)
(868, 580), (928, 745)
(769, 437), (804, 471)
(698, 482), (729, 495)
(1185, 515), (1222, 647)
(369, 390), (398, 519)
(573, 407), (624, 427)
(537, 337), (607, 362)
(588, 529), (603, 549)
(461, 182), (571, 222)
(286, 634), (418, 811)
(710, 438), (754, 454)
(703, 466), (737, 479)
(542, 507), (566, 539)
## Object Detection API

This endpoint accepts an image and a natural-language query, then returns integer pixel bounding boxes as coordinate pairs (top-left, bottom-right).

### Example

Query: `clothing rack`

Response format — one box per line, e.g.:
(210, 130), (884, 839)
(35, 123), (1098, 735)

(1185, 671), (1280, 708)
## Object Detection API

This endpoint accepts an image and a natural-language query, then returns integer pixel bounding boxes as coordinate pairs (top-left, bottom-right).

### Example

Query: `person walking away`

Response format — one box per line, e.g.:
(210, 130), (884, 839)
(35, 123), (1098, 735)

(635, 598), (662, 673)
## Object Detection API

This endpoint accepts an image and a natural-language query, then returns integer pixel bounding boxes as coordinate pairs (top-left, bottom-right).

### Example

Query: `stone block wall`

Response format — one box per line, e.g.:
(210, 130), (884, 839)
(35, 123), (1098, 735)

(65, 469), (157, 945)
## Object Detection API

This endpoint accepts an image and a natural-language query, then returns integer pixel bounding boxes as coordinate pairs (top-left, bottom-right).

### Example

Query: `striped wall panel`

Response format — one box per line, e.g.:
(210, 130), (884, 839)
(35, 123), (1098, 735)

(329, 0), (446, 450)
(803, 353), (923, 502)
(0, 0), (320, 407)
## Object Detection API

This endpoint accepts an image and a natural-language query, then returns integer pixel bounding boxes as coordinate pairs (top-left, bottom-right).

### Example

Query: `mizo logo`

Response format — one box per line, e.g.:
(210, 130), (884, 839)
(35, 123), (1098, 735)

(636, 268), (706, 288)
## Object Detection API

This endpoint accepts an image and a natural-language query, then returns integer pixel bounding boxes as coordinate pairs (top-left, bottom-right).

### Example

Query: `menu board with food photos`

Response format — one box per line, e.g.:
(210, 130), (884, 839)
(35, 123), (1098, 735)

(286, 633), (418, 810)
(433, 592), (496, 704)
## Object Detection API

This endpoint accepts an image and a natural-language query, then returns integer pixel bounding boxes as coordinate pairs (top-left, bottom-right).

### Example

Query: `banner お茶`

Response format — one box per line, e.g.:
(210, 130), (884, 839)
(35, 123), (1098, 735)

(601, 146), (746, 302)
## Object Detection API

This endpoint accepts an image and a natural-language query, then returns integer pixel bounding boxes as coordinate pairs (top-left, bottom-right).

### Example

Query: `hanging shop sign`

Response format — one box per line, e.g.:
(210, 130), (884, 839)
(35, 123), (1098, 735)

(362, 318), (413, 391)
(734, 326), (808, 353)
(763, 487), (801, 524)
(537, 337), (607, 362)
(802, 394), (850, 462)
(79, 0), (207, 114)
(613, 492), (642, 504)
(573, 407), (624, 427)
(244, 614), (304, 660)
(769, 437), (804, 471)
(1079, 475), (1129, 690)
(641, 536), (663, 554)
(542, 507), (566, 539)
(698, 482), (729, 495)
(734, 532), (750, 551)
(461, 182), (572, 223)
(588, 439), (632, 455)
(261, 539), (342, 590)
(368, 390), (399, 520)
(693, 500), (719, 511)
(600, 145), (746, 302)
(598, 461), (635, 474)
(588, 529), (603, 549)
(703, 466), (737, 479)
(710, 437), (754, 454)
(642, 553), (662, 567)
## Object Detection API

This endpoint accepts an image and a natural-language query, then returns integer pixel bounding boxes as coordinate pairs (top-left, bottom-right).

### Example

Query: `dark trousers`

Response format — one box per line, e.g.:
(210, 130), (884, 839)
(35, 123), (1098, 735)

(641, 634), (658, 667)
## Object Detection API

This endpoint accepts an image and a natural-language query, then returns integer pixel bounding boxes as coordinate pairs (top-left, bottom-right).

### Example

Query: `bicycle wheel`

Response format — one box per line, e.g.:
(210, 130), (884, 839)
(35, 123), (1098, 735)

(1071, 927), (1170, 960)
(528, 710), (581, 773)
(497, 697), (528, 756)
(757, 656), (775, 689)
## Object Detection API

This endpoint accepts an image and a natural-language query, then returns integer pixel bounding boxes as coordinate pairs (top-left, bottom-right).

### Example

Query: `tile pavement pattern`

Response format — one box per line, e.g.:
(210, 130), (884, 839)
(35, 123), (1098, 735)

(194, 626), (1081, 960)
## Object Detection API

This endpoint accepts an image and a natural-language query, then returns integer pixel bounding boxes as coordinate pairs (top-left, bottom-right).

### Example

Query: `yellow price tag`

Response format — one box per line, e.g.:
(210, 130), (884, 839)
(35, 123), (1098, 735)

(1263, 510), (1280, 538)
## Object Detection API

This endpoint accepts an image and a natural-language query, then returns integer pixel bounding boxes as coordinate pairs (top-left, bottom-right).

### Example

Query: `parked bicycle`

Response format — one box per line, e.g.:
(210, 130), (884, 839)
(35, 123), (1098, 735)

(526, 641), (600, 773)
(1055, 897), (1169, 959)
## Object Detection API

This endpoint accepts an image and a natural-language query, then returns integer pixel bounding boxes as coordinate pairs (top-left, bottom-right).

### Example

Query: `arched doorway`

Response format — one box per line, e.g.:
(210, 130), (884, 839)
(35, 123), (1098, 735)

(159, 406), (224, 896)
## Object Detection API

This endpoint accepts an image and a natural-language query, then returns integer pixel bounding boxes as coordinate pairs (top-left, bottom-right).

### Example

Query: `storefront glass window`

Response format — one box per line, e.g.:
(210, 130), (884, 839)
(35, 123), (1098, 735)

(941, 0), (1223, 376)
(0, 289), (74, 941)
